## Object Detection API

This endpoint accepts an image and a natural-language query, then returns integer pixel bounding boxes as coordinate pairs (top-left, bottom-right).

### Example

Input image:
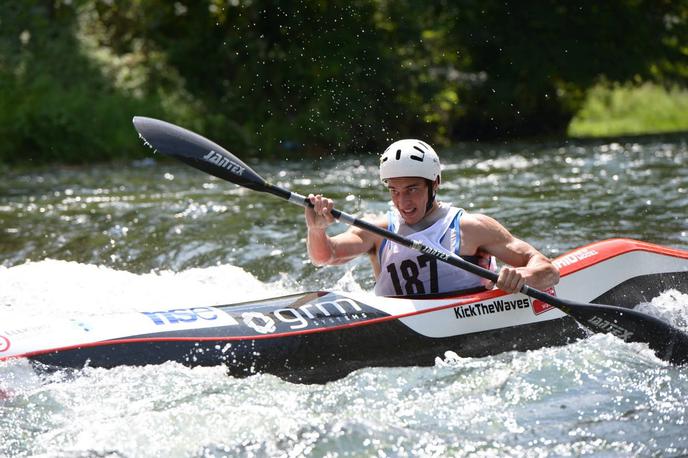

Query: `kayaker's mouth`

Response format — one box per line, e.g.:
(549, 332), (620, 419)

(399, 206), (421, 223)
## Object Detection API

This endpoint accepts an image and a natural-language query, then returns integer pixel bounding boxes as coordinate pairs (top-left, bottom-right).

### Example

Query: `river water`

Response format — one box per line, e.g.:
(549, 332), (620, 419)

(1, 135), (687, 456)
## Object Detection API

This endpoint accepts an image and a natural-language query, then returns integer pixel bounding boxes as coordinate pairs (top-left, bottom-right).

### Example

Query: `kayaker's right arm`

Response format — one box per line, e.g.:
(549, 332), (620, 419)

(305, 194), (382, 266)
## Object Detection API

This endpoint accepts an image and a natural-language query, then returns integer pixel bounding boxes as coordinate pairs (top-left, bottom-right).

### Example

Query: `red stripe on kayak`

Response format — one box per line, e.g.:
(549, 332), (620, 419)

(554, 238), (688, 276)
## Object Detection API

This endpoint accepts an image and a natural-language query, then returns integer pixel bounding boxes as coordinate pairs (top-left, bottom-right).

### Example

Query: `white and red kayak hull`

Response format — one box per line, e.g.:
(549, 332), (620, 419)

(1, 239), (687, 383)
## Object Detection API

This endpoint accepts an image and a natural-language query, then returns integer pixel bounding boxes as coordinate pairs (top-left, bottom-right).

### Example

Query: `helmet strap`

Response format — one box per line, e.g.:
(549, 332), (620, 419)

(425, 179), (437, 212)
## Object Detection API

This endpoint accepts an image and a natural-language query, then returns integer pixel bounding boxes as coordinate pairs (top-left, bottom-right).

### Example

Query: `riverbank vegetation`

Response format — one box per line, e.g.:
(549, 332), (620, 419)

(569, 83), (688, 138)
(1, 1), (687, 164)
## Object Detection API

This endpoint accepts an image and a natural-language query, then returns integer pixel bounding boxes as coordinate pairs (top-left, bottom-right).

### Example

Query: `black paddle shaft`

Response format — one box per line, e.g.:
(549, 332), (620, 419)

(132, 116), (688, 365)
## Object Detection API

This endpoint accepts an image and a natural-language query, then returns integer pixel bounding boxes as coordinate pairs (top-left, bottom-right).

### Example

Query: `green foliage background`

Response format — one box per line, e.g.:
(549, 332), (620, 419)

(1, 0), (687, 164)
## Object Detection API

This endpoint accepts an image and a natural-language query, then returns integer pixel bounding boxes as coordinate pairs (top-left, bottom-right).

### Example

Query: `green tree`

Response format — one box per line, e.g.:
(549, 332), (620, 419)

(1, 0), (686, 164)
(444, 0), (688, 138)
(0, 1), (163, 163)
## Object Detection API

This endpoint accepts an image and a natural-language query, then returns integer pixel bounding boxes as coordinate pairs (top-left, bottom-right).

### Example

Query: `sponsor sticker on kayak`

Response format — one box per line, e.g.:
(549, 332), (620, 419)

(452, 289), (557, 320)
(532, 288), (556, 315)
(140, 295), (379, 337)
(453, 297), (531, 319)
(237, 298), (371, 335)
(553, 248), (599, 269)
(142, 307), (225, 326)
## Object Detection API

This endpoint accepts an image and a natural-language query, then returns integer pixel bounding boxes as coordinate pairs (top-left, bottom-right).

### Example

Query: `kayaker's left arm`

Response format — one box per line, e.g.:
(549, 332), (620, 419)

(460, 213), (560, 293)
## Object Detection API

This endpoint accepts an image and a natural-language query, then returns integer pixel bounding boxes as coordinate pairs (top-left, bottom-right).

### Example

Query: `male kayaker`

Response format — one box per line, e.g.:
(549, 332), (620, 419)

(305, 139), (559, 296)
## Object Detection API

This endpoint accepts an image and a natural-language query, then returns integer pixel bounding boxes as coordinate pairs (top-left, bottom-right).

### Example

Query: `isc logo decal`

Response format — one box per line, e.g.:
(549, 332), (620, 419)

(142, 307), (221, 325)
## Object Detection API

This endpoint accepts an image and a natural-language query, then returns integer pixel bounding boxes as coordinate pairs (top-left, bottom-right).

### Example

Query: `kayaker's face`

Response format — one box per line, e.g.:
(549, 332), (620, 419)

(387, 177), (431, 225)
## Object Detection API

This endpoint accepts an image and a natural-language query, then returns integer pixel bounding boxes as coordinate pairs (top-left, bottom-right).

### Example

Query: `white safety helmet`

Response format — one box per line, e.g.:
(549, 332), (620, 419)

(379, 139), (441, 183)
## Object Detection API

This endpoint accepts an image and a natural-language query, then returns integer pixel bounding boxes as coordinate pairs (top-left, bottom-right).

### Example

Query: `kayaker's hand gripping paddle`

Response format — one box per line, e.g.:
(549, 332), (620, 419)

(132, 116), (688, 365)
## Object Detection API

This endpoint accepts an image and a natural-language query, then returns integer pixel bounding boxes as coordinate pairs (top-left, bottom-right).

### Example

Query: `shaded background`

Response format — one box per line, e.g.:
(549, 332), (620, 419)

(1, 0), (688, 164)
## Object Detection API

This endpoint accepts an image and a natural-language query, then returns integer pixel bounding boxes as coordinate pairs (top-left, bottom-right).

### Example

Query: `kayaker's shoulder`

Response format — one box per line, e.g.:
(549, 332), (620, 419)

(459, 210), (491, 227)
(460, 210), (498, 224)
(460, 211), (511, 239)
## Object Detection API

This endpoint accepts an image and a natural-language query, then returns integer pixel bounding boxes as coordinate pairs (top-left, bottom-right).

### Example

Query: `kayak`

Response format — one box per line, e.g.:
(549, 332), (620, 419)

(1, 238), (687, 383)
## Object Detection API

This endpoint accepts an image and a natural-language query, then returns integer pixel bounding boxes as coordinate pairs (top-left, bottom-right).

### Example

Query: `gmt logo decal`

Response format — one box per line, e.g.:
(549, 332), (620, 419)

(0, 336), (10, 352)
(238, 298), (369, 335)
(454, 298), (530, 319)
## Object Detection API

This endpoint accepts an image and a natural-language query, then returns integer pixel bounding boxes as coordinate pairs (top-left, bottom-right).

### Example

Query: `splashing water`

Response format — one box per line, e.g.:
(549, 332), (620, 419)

(0, 260), (292, 321)
(636, 289), (688, 332)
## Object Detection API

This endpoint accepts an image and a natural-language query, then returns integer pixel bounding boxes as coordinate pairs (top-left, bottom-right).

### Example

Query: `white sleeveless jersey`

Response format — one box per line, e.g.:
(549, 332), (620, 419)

(374, 206), (495, 296)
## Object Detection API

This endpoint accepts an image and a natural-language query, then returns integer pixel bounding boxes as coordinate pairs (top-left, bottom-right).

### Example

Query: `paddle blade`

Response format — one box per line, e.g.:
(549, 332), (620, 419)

(132, 116), (267, 192)
(556, 297), (688, 364)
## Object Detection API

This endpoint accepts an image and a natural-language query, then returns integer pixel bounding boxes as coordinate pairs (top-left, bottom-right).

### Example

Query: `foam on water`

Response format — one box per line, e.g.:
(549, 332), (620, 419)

(635, 289), (688, 332)
(2, 331), (687, 457)
(0, 259), (293, 321)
